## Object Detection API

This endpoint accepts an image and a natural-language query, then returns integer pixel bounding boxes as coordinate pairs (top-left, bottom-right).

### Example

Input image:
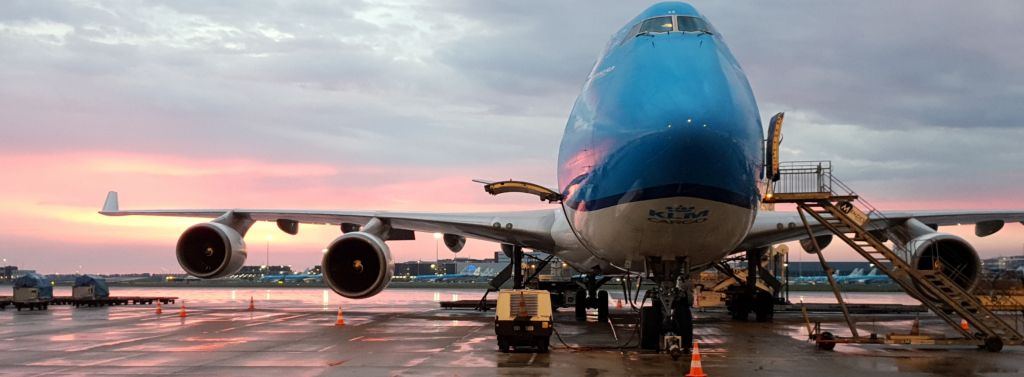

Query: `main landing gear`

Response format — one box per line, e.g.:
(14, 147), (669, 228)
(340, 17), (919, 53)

(574, 274), (612, 322)
(639, 257), (693, 361)
(724, 247), (777, 322)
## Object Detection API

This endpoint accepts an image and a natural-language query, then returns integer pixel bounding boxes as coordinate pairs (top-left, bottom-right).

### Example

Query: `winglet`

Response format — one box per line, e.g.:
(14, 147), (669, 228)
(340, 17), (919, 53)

(101, 191), (119, 213)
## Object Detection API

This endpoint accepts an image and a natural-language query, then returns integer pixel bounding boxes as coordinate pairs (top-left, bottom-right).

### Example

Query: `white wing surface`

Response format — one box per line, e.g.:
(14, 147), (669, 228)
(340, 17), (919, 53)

(99, 191), (560, 250)
(740, 209), (1024, 250)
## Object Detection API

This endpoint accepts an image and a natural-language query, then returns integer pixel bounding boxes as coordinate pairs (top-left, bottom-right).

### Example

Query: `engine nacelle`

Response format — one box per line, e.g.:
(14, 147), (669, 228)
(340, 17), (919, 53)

(176, 222), (247, 279)
(322, 232), (394, 299)
(443, 233), (466, 253)
(799, 235), (833, 254)
(906, 232), (982, 296)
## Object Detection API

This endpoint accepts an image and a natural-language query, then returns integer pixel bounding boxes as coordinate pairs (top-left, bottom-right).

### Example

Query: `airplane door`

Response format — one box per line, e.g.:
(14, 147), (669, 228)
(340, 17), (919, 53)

(764, 112), (784, 182)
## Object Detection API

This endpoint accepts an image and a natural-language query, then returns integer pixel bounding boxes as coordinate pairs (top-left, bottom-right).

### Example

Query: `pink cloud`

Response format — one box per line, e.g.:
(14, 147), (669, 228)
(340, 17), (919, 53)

(0, 150), (550, 273)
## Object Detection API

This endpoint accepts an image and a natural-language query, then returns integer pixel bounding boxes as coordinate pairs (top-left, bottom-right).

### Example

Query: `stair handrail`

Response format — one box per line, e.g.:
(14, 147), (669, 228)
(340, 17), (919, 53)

(830, 175), (980, 289)
(778, 164), (978, 294)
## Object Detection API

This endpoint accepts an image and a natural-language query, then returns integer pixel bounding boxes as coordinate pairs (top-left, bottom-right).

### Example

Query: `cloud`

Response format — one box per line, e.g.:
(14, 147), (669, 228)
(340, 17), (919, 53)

(0, 0), (1022, 272)
(705, 1), (1024, 130)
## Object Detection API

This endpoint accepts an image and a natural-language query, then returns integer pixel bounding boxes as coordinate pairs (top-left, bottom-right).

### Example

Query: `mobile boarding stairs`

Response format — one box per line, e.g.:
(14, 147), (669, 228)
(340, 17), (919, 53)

(764, 161), (1023, 352)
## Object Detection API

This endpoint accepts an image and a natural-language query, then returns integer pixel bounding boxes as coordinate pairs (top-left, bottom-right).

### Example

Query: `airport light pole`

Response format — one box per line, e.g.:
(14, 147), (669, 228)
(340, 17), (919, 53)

(433, 233), (442, 274)
(265, 235), (272, 271)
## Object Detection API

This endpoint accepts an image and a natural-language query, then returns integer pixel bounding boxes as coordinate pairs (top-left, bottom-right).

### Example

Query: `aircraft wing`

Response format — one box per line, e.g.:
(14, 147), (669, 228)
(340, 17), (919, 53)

(877, 211), (1024, 227)
(99, 192), (559, 250)
(739, 209), (1024, 250)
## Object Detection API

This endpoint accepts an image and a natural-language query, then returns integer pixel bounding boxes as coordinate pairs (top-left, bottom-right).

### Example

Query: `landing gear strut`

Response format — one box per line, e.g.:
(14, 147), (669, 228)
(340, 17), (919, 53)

(639, 257), (693, 360)
(574, 273), (611, 322)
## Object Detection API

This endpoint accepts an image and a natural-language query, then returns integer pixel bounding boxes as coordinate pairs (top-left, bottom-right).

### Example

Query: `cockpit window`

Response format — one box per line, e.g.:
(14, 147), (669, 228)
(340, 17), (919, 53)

(620, 15), (714, 45)
(638, 16), (674, 35)
(677, 16), (712, 34)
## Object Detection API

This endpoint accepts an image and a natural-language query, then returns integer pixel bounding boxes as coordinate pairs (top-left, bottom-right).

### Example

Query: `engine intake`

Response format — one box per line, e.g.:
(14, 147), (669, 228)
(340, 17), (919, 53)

(907, 232), (981, 295)
(896, 218), (981, 299)
(322, 232), (393, 299)
(176, 222), (247, 279)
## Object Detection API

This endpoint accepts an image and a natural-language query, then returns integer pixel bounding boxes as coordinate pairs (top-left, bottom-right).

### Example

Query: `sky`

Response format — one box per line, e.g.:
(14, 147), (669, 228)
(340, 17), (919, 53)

(1, 1), (1023, 274)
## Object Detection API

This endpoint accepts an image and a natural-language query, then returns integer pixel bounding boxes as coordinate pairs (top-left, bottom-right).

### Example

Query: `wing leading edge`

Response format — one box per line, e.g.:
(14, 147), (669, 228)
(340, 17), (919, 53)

(99, 191), (560, 250)
(740, 209), (1024, 250)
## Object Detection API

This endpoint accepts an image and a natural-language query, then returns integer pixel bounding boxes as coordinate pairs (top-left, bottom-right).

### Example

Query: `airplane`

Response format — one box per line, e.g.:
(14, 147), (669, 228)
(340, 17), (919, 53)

(848, 268), (892, 284)
(793, 267), (893, 285)
(792, 269), (850, 285)
(99, 2), (1024, 353)
(792, 272), (838, 285)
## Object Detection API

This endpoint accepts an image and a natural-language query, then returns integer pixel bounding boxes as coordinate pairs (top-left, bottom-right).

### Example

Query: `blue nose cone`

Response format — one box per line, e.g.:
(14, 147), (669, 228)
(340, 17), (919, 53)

(559, 25), (763, 212)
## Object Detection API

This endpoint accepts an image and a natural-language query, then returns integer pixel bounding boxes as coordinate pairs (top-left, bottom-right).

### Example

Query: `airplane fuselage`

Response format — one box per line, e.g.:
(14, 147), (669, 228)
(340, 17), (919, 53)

(556, 2), (764, 272)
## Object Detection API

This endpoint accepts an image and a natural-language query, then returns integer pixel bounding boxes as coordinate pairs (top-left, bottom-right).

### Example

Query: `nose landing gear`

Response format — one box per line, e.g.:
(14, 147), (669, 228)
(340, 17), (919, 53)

(639, 257), (694, 360)
(573, 274), (612, 322)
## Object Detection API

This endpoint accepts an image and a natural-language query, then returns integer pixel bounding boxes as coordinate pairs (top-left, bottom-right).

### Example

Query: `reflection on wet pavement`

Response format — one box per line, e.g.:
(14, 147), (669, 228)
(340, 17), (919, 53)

(0, 287), (1019, 376)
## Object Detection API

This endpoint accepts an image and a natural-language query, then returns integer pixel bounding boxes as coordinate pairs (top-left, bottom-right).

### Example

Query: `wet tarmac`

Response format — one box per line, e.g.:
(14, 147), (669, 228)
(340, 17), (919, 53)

(0, 288), (1021, 376)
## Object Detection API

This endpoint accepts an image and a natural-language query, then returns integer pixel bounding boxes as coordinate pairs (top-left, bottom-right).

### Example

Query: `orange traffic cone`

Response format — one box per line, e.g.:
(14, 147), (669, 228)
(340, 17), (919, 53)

(155, 301), (163, 315)
(960, 319), (969, 331)
(685, 341), (707, 377)
(335, 306), (346, 326)
(616, 299), (623, 309)
(248, 296), (255, 311)
(179, 302), (188, 318)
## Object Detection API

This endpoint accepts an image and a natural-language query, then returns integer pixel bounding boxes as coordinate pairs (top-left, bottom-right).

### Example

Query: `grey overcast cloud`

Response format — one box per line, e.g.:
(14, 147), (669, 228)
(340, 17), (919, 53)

(1, 1), (1023, 272)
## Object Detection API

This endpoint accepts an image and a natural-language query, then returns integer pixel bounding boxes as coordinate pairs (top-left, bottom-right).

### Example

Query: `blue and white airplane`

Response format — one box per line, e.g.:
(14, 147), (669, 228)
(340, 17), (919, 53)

(843, 268), (893, 284)
(100, 2), (1024, 351)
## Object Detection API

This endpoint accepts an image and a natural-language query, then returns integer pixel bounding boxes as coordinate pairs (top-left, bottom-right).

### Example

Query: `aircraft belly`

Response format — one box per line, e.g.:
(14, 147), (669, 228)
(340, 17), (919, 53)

(567, 197), (752, 269)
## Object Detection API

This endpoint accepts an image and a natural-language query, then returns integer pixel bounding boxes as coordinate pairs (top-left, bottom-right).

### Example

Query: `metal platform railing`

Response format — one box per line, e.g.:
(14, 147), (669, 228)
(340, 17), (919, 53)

(770, 161), (833, 195)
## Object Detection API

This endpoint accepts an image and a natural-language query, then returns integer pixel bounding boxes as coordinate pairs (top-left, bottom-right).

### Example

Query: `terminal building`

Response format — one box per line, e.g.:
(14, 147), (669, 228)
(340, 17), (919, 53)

(229, 265), (295, 280)
(392, 250), (568, 280)
(0, 266), (35, 282)
(1, 266), (18, 282)
(983, 256), (1024, 272)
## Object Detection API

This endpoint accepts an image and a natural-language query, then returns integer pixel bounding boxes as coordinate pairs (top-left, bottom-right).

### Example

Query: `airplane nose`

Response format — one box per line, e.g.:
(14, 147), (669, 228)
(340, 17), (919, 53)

(560, 32), (763, 212)
(597, 116), (760, 210)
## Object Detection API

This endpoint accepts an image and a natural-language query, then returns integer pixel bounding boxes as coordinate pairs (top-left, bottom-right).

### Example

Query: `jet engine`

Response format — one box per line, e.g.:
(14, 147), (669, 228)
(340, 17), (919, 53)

(906, 232), (981, 294)
(900, 219), (981, 298)
(799, 235), (833, 254)
(322, 232), (394, 299)
(443, 234), (466, 253)
(176, 222), (247, 279)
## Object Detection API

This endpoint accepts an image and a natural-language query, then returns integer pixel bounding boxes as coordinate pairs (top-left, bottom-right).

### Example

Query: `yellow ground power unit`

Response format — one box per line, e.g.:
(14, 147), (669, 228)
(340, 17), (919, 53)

(494, 289), (553, 353)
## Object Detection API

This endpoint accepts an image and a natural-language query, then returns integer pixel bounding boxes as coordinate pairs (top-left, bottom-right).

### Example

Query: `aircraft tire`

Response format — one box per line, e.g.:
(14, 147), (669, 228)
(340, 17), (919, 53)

(754, 291), (774, 322)
(673, 298), (693, 348)
(597, 290), (609, 322)
(574, 289), (587, 321)
(729, 304), (749, 321)
(726, 288), (750, 321)
(640, 306), (662, 350)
